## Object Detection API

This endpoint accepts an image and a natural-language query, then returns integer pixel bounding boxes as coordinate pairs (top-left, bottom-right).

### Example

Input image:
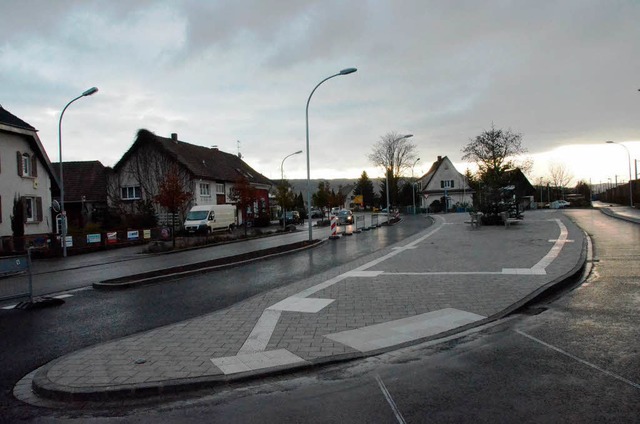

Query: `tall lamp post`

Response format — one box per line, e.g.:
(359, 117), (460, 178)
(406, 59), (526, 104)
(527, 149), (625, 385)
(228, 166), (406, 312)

(280, 150), (303, 230)
(606, 141), (633, 207)
(411, 157), (420, 215)
(59, 87), (98, 257)
(306, 67), (357, 241)
(385, 134), (413, 222)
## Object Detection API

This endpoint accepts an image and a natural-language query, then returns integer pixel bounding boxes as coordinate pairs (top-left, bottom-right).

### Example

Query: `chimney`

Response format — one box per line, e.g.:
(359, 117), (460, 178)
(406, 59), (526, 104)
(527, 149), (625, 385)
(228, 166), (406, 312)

(437, 156), (442, 161)
(171, 133), (178, 141)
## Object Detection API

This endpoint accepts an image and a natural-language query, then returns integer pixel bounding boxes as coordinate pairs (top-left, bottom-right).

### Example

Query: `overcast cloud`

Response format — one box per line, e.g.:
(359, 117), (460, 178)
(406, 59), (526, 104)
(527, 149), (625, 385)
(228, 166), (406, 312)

(1, 0), (639, 183)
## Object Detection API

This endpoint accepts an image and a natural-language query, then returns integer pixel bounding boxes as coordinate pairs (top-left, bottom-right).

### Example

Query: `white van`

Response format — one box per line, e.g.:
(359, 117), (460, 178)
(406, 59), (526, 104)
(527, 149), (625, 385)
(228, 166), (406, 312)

(184, 204), (236, 234)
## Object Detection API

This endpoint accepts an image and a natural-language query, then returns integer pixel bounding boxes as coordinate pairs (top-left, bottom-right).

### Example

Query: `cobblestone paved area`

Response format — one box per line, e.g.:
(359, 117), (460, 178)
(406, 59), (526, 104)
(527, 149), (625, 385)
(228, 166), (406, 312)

(23, 210), (586, 402)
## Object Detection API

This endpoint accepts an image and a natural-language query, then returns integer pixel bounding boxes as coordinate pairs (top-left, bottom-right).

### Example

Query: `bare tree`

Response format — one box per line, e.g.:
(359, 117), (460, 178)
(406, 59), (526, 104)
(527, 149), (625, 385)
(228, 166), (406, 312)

(108, 129), (193, 226)
(548, 162), (574, 191)
(369, 132), (417, 206)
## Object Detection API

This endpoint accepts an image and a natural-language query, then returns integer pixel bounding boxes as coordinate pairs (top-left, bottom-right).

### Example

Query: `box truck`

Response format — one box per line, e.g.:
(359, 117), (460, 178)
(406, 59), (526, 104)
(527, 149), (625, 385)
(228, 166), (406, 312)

(184, 204), (236, 234)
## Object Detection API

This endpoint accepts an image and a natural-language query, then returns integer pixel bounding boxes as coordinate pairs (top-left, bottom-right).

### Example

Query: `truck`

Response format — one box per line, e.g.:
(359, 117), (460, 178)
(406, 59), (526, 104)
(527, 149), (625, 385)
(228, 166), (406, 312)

(184, 204), (236, 234)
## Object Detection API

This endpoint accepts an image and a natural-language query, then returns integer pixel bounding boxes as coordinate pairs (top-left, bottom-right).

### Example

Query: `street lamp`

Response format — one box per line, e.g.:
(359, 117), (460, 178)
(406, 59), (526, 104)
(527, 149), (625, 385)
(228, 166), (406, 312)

(280, 150), (303, 230)
(411, 157), (420, 215)
(306, 67), (357, 241)
(606, 141), (633, 207)
(59, 87), (98, 257)
(385, 134), (413, 222)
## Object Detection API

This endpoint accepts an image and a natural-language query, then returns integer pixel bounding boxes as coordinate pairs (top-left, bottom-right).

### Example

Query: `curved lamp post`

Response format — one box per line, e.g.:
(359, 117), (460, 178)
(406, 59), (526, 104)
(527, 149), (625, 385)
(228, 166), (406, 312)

(59, 87), (98, 257)
(606, 141), (633, 207)
(385, 134), (413, 222)
(281, 150), (303, 230)
(305, 68), (357, 241)
(411, 157), (420, 215)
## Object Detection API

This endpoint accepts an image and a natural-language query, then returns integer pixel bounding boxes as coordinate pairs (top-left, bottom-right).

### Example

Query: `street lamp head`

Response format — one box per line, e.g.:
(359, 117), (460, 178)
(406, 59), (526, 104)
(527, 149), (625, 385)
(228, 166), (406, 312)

(403, 134), (414, 139)
(294, 150), (303, 154)
(339, 68), (357, 75)
(605, 140), (614, 144)
(82, 87), (99, 96)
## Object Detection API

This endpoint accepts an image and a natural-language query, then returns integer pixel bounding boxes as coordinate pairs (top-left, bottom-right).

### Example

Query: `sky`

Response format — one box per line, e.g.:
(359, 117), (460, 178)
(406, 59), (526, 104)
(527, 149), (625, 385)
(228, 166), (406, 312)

(1, 0), (639, 186)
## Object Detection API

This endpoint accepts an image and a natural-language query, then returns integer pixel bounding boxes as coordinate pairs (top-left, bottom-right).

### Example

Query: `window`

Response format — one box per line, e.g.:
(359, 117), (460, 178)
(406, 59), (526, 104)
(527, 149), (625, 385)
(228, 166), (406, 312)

(121, 186), (141, 200)
(440, 180), (455, 189)
(22, 196), (42, 223)
(200, 183), (211, 197)
(216, 183), (225, 194)
(22, 153), (31, 176)
(16, 151), (37, 177)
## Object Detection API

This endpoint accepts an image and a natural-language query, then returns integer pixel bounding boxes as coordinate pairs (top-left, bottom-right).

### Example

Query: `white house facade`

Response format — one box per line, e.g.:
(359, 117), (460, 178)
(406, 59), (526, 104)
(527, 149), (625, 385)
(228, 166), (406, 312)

(417, 156), (474, 211)
(0, 106), (58, 247)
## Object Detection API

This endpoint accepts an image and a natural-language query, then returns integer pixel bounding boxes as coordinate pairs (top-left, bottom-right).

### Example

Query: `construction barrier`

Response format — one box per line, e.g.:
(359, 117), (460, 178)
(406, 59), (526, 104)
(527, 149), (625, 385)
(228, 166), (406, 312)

(329, 216), (340, 239)
(370, 214), (379, 229)
(353, 215), (364, 233)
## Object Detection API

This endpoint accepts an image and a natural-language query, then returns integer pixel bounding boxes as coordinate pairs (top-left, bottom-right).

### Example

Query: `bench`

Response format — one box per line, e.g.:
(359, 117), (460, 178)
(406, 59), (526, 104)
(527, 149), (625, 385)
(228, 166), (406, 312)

(467, 212), (483, 229)
(500, 211), (520, 228)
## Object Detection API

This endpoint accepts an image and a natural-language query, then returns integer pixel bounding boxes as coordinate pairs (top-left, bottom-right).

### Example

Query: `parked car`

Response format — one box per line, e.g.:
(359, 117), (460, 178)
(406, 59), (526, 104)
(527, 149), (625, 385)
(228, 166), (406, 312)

(330, 207), (340, 216)
(546, 200), (571, 209)
(310, 208), (323, 218)
(279, 211), (302, 225)
(337, 209), (354, 225)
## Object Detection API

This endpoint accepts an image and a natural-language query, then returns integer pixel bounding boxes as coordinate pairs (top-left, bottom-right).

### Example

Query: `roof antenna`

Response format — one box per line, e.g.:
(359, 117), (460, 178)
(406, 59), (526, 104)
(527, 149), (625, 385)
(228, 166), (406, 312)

(237, 140), (242, 159)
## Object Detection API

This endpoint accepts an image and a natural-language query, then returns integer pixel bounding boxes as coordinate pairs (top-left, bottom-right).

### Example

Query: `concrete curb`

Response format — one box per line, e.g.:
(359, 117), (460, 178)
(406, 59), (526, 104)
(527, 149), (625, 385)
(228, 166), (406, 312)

(93, 239), (325, 290)
(599, 207), (640, 225)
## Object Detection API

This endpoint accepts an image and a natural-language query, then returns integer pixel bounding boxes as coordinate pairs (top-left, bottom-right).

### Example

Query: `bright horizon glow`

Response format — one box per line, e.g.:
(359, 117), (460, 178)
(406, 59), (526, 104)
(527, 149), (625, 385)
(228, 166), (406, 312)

(270, 141), (640, 186)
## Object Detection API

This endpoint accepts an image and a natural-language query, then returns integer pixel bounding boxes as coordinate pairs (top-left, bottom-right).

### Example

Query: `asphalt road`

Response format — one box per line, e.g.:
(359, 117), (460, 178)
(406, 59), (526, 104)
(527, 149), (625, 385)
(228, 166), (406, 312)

(10, 208), (638, 423)
(0, 216), (428, 421)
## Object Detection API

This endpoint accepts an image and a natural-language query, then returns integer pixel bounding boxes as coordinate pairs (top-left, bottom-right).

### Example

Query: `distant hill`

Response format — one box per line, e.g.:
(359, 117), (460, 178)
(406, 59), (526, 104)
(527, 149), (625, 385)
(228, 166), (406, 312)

(287, 178), (383, 195)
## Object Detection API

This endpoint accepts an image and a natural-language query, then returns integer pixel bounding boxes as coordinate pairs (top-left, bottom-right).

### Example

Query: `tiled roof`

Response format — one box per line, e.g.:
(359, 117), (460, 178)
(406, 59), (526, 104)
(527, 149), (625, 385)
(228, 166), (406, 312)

(117, 129), (272, 187)
(0, 105), (36, 130)
(52, 161), (108, 202)
(419, 156), (446, 188)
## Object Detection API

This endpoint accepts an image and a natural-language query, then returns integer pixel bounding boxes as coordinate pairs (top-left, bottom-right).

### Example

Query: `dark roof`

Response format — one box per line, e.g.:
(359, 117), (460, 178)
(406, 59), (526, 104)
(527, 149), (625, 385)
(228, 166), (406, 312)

(0, 105), (36, 131)
(419, 156), (446, 189)
(116, 129), (272, 187)
(52, 161), (108, 202)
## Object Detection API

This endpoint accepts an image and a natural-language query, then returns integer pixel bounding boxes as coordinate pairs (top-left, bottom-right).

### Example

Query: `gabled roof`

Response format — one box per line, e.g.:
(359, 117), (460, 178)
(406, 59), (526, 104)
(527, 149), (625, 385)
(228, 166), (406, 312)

(52, 161), (108, 202)
(418, 156), (446, 189)
(338, 184), (356, 196)
(115, 129), (272, 187)
(0, 105), (36, 131)
(0, 105), (60, 191)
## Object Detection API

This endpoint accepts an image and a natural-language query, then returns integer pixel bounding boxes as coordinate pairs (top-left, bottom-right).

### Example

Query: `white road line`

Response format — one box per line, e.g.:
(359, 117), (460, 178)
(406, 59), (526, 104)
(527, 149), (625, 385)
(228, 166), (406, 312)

(375, 375), (407, 424)
(238, 309), (282, 354)
(516, 330), (640, 390)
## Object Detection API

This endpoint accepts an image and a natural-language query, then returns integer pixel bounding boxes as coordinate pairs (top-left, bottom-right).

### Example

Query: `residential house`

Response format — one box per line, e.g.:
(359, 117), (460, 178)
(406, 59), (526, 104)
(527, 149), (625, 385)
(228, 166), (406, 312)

(0, 106), (59, 251)
(417, 156), (474, 212)
(52, 161), (109, 230)
(339, 184), (357, 210)
(501, 168), (536, 210)
(110, 129), (272, 226)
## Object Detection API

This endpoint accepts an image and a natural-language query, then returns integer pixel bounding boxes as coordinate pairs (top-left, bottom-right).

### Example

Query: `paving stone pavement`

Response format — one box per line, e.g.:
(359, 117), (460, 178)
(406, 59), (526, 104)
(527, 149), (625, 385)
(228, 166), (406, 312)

(23, 210), (587, 403)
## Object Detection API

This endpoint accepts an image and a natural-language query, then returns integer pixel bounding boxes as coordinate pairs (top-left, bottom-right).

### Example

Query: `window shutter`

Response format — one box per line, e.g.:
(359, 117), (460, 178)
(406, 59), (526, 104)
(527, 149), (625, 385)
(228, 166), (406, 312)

(0, 196), (2, 223)
(31, 154), (38, 177)
(440, 180), (444, 188)
(36, 197), (43, 222)
(17, 151), (23, 176)
(451, 180), (454, 188)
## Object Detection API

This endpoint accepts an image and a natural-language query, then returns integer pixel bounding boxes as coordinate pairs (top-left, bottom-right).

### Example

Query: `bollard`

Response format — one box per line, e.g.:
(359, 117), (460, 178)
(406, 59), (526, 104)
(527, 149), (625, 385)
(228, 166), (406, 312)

(329, 215), (340, 240)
